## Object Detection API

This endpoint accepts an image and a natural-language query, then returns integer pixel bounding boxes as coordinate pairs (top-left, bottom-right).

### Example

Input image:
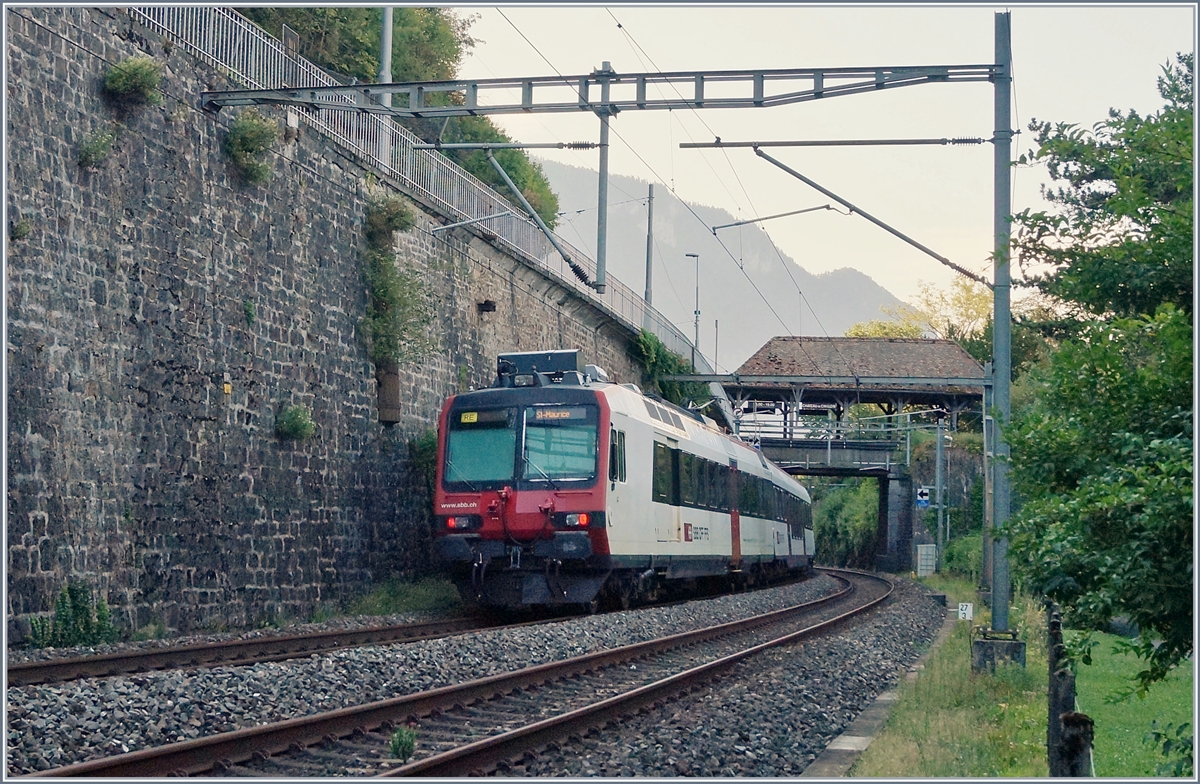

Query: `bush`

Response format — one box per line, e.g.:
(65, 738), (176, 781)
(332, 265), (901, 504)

(28, 580), (119, 648)
(78, 126), (118, 168)
(275, 405), (315, 440)
(944, 531), (984, 583)
(360, 248), (436, 364)
(812, 478), (879, 568)
(365, 197), (414, 251)
(104, 55), (162, 106)
(224, 109), (278, 184)
(10, 219), (31, 241)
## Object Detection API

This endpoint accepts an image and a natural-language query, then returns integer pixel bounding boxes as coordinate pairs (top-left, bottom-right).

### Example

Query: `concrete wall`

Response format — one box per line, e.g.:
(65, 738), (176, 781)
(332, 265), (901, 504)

(5, 7), (644, 637)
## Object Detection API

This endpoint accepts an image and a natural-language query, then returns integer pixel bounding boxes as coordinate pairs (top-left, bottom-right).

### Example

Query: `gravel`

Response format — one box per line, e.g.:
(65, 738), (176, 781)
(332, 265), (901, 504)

(5, 573), (946, 776)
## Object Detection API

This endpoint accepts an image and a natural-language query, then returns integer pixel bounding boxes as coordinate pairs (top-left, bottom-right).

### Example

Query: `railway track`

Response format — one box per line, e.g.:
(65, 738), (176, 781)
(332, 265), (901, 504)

(9, 574), (815, 687)
(6, 616), (492, 687)
(24, 569), (891, 778)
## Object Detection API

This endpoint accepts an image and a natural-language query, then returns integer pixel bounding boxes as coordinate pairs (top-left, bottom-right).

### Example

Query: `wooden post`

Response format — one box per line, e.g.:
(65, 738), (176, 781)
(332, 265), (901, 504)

(1047, 601), (1093, 776)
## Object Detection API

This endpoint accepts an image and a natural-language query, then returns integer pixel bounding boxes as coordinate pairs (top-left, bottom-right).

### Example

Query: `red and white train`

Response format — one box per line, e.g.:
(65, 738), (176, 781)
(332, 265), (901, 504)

(433, 350), (814, 611)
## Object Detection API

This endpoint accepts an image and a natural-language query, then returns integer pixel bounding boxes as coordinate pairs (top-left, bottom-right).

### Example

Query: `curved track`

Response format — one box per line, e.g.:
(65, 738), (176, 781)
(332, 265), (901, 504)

(6, 617), (491, 687)
(23, 569), (891, 778)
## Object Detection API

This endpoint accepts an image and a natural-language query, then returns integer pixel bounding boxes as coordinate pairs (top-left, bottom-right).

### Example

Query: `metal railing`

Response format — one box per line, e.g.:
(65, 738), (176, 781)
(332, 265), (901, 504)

(130, 7), (709, 371)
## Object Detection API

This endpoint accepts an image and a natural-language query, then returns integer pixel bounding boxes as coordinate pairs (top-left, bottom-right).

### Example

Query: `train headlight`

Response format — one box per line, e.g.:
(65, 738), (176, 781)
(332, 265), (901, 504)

(443, 515), (482, 531)
(553, 512), (601, 528)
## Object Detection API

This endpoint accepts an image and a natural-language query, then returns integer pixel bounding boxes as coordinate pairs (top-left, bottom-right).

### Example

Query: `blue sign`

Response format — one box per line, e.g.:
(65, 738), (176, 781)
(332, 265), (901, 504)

(916, 486), (931, 508)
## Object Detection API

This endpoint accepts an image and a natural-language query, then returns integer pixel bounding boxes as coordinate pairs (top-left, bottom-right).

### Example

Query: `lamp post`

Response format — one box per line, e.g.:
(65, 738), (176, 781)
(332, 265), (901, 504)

(685, 253), (699, 369)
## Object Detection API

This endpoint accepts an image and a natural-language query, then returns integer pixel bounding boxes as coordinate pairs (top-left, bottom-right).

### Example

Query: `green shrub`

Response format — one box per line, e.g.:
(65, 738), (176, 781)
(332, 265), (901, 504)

(364, 197), (415, 251)
(275, 405), (315, 440)
(944, 531), (984, 583)
(78, 126), (118, 168)
(812, 478), (879, 568)
(104, 55), (162, 106)
(27, 580), (119, 648)
(389, 725), (417, 762)
(10, 219), (31, 241)
(224, 109), (278, 184)
(243, 299), (256, 325)
(360, 248), (436, 364)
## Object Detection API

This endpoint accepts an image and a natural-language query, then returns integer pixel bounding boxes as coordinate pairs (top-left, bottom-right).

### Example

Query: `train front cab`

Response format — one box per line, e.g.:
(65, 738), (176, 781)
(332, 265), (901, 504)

(432, 380), (615, 610)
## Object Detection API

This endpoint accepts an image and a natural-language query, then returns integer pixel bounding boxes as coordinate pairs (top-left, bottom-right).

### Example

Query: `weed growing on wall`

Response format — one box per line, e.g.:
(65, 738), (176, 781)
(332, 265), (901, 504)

(243, 299), (256, 325)
(9, 219), (31, 241)
(275, 404), (315, 440)
(359, 195), (435, 364)
(78, 125), (118, 168)
(103, 55), (163, 107)
(28, 580), (119, 648)
(364, 196), (414, 250)
(224, 109), (279, 184)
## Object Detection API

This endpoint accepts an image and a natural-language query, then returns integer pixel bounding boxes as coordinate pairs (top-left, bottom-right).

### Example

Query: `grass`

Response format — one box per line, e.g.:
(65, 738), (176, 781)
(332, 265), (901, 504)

(1071, 629), (1194, 777)
(344, 576), (462, 618)
(852, 575), (1195, 777)
(850, 576), (1050, 777)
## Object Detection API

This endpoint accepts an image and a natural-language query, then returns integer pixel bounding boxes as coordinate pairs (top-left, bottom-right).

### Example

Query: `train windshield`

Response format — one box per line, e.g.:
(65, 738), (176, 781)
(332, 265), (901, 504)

(522, 406), (598, 482)
(445, 408), (517, 485)
(443, 404), (599, 489)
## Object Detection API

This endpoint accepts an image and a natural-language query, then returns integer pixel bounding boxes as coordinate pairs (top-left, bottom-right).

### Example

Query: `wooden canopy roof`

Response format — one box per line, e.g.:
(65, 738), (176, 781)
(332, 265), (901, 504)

(686, 337), (987, 411)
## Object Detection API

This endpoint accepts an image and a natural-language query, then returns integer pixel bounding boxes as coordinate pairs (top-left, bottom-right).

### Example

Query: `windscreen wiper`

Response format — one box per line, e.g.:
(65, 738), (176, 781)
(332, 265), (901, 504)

(443, 459), (479, 492)
(523, 454), (561, 490)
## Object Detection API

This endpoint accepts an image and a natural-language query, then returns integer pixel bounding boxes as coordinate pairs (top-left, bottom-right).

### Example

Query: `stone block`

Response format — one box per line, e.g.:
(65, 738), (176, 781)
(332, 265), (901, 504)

(971, 638), (1027, 673)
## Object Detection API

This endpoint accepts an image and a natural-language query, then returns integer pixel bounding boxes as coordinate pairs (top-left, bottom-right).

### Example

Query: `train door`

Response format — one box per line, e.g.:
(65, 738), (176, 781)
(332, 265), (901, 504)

(727, 460), (741, 566)
(606, 422), (629, 528)
(652, 439), (681, 542)
(773, 487), (790, 558)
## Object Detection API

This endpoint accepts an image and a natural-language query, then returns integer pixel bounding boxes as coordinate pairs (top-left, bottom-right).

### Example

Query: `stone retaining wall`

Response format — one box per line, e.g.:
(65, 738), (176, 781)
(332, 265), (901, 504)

(5, 7), (643, 638)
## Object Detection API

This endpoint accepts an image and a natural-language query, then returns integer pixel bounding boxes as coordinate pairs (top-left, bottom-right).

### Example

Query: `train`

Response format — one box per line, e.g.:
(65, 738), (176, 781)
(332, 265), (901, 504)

(432, 350), (815, 611)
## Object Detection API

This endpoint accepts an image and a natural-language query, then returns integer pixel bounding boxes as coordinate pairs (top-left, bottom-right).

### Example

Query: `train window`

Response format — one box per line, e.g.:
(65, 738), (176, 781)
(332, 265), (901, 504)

(609, 429), (619, 482)
(445, 407), (517, 486)
(679, 452), (696, 505)
(644, 400), (664, 422)
(522, 406), (598, 482)
(652, 442), (673, 503)
(608, 429), (628, 483)
(716, 464), (729, 512)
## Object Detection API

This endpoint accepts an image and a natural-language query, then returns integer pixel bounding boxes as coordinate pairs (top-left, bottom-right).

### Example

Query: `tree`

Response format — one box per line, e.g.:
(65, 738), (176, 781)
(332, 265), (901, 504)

(1004, 55), (1193, 710)
(843, 316), (924, 339)
(632, 330), (709, 409)
(237, 8), (559, 227)
(845, 278), (1046, 374)
(1005, 306), (1192, 693)
(1012, 53), (1193, 321)
(811, 478), (878, 569)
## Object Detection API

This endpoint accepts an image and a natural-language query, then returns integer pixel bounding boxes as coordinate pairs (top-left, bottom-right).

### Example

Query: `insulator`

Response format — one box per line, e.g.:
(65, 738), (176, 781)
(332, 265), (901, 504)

(566, 258), (592, 285)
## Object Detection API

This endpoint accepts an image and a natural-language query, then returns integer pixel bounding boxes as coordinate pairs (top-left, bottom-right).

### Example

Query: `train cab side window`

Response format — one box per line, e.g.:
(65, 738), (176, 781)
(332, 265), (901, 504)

(609, 429), (628, 483)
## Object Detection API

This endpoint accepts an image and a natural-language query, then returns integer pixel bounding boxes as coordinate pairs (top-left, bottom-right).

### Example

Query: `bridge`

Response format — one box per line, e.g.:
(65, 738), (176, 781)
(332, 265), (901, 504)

(674, 336), (987, 572)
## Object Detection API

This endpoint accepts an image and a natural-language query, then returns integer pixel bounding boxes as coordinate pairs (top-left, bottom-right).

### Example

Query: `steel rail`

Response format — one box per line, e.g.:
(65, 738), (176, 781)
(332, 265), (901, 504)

(383, 569), (893, 777)
(6, 616), (491, 687)
(23, 572), (871, 778)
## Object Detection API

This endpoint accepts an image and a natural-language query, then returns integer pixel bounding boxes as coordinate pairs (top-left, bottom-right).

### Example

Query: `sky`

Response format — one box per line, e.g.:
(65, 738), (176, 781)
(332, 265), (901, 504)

(448, 4), (1195, 307)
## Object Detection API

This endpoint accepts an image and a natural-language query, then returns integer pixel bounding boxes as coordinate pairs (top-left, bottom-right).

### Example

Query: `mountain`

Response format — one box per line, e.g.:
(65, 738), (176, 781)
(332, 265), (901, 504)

(536, 159), (902, 371)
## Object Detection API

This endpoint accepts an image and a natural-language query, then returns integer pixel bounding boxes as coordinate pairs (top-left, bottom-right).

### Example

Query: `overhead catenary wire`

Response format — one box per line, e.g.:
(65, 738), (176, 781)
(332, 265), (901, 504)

(492, 9), (851, 383)
(603, 8), (862, 382)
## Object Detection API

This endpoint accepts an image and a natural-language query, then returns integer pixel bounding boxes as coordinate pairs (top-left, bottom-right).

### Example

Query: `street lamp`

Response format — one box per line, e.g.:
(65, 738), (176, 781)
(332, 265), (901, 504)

(685, 253), (699, 369)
